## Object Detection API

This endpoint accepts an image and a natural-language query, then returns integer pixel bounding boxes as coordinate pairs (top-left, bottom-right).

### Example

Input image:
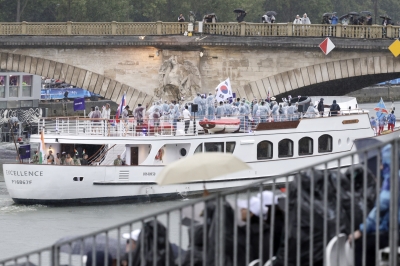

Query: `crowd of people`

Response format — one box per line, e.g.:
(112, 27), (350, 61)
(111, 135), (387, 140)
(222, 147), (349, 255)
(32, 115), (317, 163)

(370, 110), (396, 135)
(81, 95), (344, 136)
(32, 150), (89, 165)
(78, 142), (400, 266)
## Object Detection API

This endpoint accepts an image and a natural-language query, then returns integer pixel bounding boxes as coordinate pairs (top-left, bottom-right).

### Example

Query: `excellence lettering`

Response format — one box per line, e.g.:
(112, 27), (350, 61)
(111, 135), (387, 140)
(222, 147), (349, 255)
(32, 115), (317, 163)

(5, 170), (43, 177)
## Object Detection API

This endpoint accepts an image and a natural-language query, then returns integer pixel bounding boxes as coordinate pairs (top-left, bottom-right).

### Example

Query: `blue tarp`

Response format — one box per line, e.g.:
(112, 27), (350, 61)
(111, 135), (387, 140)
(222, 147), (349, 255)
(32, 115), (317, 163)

(377, 78), (400, 85)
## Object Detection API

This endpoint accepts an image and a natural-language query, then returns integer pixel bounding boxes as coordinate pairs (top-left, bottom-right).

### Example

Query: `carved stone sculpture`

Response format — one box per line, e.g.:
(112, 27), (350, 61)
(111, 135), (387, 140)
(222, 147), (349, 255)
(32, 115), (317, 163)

(157, 56), (201, 101)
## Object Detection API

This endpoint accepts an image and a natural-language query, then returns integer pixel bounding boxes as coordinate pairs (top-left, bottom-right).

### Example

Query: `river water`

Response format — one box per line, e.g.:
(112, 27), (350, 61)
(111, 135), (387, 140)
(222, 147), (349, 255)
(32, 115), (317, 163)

(0, 101), (398, 261)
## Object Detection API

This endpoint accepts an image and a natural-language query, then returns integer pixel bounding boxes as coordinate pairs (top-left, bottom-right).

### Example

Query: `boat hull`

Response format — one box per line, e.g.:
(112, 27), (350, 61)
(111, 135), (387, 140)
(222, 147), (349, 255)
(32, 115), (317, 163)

(4, 154), (353, 205)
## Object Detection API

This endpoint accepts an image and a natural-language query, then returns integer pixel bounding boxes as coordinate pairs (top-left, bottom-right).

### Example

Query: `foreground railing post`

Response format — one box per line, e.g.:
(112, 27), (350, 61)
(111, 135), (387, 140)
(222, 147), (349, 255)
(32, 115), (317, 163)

(51, 245), (59, 266)
(390, 139), (399, 266)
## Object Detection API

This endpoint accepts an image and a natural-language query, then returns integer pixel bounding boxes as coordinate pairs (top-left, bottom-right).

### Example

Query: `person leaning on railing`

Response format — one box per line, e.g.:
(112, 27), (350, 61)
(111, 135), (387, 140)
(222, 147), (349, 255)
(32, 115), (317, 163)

(348, 144), (400, 266)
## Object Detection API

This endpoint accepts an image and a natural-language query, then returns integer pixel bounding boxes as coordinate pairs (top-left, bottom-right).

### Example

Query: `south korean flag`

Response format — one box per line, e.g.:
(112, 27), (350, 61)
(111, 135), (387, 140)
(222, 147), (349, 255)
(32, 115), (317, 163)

(215, 78), (233, 102)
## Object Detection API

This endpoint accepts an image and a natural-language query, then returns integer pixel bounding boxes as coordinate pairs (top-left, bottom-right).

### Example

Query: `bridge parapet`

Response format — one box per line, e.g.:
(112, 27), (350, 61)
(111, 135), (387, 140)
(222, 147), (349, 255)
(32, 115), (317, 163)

(0, 21), (398, 39)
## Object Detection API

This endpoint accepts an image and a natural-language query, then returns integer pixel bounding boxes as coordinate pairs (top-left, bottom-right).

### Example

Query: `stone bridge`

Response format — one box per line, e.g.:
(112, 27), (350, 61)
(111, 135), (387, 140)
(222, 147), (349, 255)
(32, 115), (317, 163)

(0, 32), (399, 106)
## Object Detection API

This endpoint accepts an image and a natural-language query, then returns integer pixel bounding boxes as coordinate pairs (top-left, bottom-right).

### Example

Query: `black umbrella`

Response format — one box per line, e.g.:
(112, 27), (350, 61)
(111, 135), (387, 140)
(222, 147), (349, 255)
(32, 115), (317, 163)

(339, 14), (349, 20)
(348, 11), (360, 16)
(322, 12), (336, 17)
(233, 9), (245, 13)
(360, 11), (372, 16)
(265, 11), (277, 16)
(380, 15), (392, 20)
(55, 235), (126, 259)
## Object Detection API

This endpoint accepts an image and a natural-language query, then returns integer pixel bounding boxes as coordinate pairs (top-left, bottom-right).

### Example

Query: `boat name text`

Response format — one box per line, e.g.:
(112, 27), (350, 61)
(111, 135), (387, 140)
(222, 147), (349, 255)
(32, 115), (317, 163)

(6, 170), (43, 177)
(11, 180), (32, 185)
(143, 172), (156, 176)
(342, 119), (359, 124)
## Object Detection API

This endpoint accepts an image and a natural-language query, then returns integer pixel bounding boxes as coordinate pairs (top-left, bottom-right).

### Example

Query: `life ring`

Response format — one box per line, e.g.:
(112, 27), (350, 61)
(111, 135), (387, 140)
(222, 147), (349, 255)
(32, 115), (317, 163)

(155, 148), (164, 161)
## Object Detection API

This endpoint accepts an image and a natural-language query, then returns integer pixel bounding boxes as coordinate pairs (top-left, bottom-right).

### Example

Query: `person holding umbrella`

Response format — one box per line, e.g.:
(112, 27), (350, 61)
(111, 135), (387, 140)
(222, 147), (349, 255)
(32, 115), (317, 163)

(262, 11), (276, 23)
(234, 9), (246, 22)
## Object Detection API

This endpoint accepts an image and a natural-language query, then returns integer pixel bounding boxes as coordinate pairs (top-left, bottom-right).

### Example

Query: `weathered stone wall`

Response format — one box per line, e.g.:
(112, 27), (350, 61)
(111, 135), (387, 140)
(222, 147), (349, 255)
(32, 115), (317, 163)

(0, 35), (398, 104)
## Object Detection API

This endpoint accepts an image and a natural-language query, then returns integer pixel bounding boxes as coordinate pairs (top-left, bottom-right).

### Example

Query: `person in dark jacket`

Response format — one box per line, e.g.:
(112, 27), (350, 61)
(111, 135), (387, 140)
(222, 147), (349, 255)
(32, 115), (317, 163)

(236, 11), (247, 22)
(330, 100), (340, 116)
(317, 98), (325, 116)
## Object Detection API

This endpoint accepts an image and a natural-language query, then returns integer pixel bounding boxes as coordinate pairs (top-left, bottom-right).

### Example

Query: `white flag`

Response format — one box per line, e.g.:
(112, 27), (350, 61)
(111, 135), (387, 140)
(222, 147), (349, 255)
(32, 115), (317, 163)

(215, 78), (233, 102)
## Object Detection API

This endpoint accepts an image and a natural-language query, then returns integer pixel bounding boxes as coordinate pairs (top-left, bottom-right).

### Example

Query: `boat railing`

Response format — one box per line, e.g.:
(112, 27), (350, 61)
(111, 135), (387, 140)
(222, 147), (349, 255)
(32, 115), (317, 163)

(37, 110), (368, 137)
(1, 135), (399, 266)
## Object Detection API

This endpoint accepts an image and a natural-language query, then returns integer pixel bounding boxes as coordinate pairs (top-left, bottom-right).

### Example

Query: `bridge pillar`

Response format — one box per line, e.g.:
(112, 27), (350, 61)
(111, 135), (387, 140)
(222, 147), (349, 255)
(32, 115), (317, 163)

(67, 21), (72, 35)
(111, 21), (117, 35)
(287, 22), (293, 36)
(157, 21), (162, 35)
(240, 23), (246, 36)
(336, 24), (342, 37)
(21, 21), (27, 35)
(387, 25), (393, 38)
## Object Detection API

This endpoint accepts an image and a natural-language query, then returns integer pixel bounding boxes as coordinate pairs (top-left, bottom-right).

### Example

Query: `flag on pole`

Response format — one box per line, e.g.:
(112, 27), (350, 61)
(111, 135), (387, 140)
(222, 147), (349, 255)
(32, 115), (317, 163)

(39, 130), (46, 164)
(215, 78), (233, 102)
(115, 93), (126, 122)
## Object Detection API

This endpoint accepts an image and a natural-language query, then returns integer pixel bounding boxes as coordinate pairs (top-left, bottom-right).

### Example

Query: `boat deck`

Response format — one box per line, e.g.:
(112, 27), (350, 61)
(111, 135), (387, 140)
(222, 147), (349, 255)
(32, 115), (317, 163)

(37, 110), (369, 138)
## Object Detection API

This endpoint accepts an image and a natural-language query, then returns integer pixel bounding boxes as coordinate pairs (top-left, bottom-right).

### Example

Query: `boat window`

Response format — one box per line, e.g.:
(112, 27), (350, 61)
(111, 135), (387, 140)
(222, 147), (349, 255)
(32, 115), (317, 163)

(257, 141), (273, 160)
(318, 134), (333, 153)
(226, 142), (236, 153)
(299, 137), (313, 156)
(278, 139), (293, 158)
(194, 143), (203, 153)
(205, 142), (224, 152)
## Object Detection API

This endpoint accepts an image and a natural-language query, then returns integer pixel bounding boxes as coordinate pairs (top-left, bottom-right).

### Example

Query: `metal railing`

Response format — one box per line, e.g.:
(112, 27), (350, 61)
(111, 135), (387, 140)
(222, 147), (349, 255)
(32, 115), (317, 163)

(36, 109), (368, 137)
(1, 130), (400, 266)
(0, 21), (399, 39)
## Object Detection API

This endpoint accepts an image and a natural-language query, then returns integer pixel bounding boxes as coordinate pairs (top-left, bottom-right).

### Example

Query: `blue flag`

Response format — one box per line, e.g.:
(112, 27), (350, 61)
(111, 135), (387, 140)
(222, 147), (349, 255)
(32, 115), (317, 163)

(73, 98), (86, 111)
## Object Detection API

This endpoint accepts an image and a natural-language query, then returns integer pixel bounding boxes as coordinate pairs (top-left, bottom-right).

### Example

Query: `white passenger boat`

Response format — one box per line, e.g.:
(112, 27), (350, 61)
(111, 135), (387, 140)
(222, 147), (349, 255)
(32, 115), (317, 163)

(3, 96), (375, 205)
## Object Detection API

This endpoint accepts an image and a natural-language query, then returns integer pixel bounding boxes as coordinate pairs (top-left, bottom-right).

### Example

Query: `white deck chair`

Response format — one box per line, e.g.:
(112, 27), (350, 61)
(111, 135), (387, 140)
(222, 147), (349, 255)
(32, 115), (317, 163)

(326, 233), (351, 266)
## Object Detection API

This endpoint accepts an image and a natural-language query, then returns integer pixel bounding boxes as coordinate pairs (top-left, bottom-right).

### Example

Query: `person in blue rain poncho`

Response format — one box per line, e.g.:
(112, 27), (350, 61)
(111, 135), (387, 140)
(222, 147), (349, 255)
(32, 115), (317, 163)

(348, 144), (400, 266)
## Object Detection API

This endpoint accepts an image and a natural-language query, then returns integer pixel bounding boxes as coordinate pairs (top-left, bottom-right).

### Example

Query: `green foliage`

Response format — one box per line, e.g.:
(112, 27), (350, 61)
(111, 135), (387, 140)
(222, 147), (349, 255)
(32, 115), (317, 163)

(0, 0), (398, 24)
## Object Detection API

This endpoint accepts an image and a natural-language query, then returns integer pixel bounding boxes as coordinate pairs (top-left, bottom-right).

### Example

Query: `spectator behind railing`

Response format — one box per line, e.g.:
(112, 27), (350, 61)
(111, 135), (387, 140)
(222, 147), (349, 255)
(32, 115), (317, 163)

(348, 144), (400, 266)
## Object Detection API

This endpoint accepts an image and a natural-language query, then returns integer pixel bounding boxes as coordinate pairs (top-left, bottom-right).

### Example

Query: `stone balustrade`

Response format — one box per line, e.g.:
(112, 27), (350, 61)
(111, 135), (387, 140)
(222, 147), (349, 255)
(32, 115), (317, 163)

(0, 21), (398, 39)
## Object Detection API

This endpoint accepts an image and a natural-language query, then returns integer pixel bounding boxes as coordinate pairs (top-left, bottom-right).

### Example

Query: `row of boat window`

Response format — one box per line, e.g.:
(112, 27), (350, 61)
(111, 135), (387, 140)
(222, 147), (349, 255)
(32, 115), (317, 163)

(194, 142), (236, 154)
(257, 134), (333, 159)
(192, 134), (333, 159)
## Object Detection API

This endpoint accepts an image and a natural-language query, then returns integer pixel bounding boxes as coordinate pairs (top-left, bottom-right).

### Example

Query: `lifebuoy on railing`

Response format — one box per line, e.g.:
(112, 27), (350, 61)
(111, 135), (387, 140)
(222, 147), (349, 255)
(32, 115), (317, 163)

(155, 147), (164, 161)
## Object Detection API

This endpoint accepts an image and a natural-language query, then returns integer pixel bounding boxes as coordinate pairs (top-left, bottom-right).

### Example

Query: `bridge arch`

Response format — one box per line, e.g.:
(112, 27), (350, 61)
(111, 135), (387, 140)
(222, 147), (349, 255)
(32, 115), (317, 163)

(0, 52), (153, 108)
(244, 55), (400, 100)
